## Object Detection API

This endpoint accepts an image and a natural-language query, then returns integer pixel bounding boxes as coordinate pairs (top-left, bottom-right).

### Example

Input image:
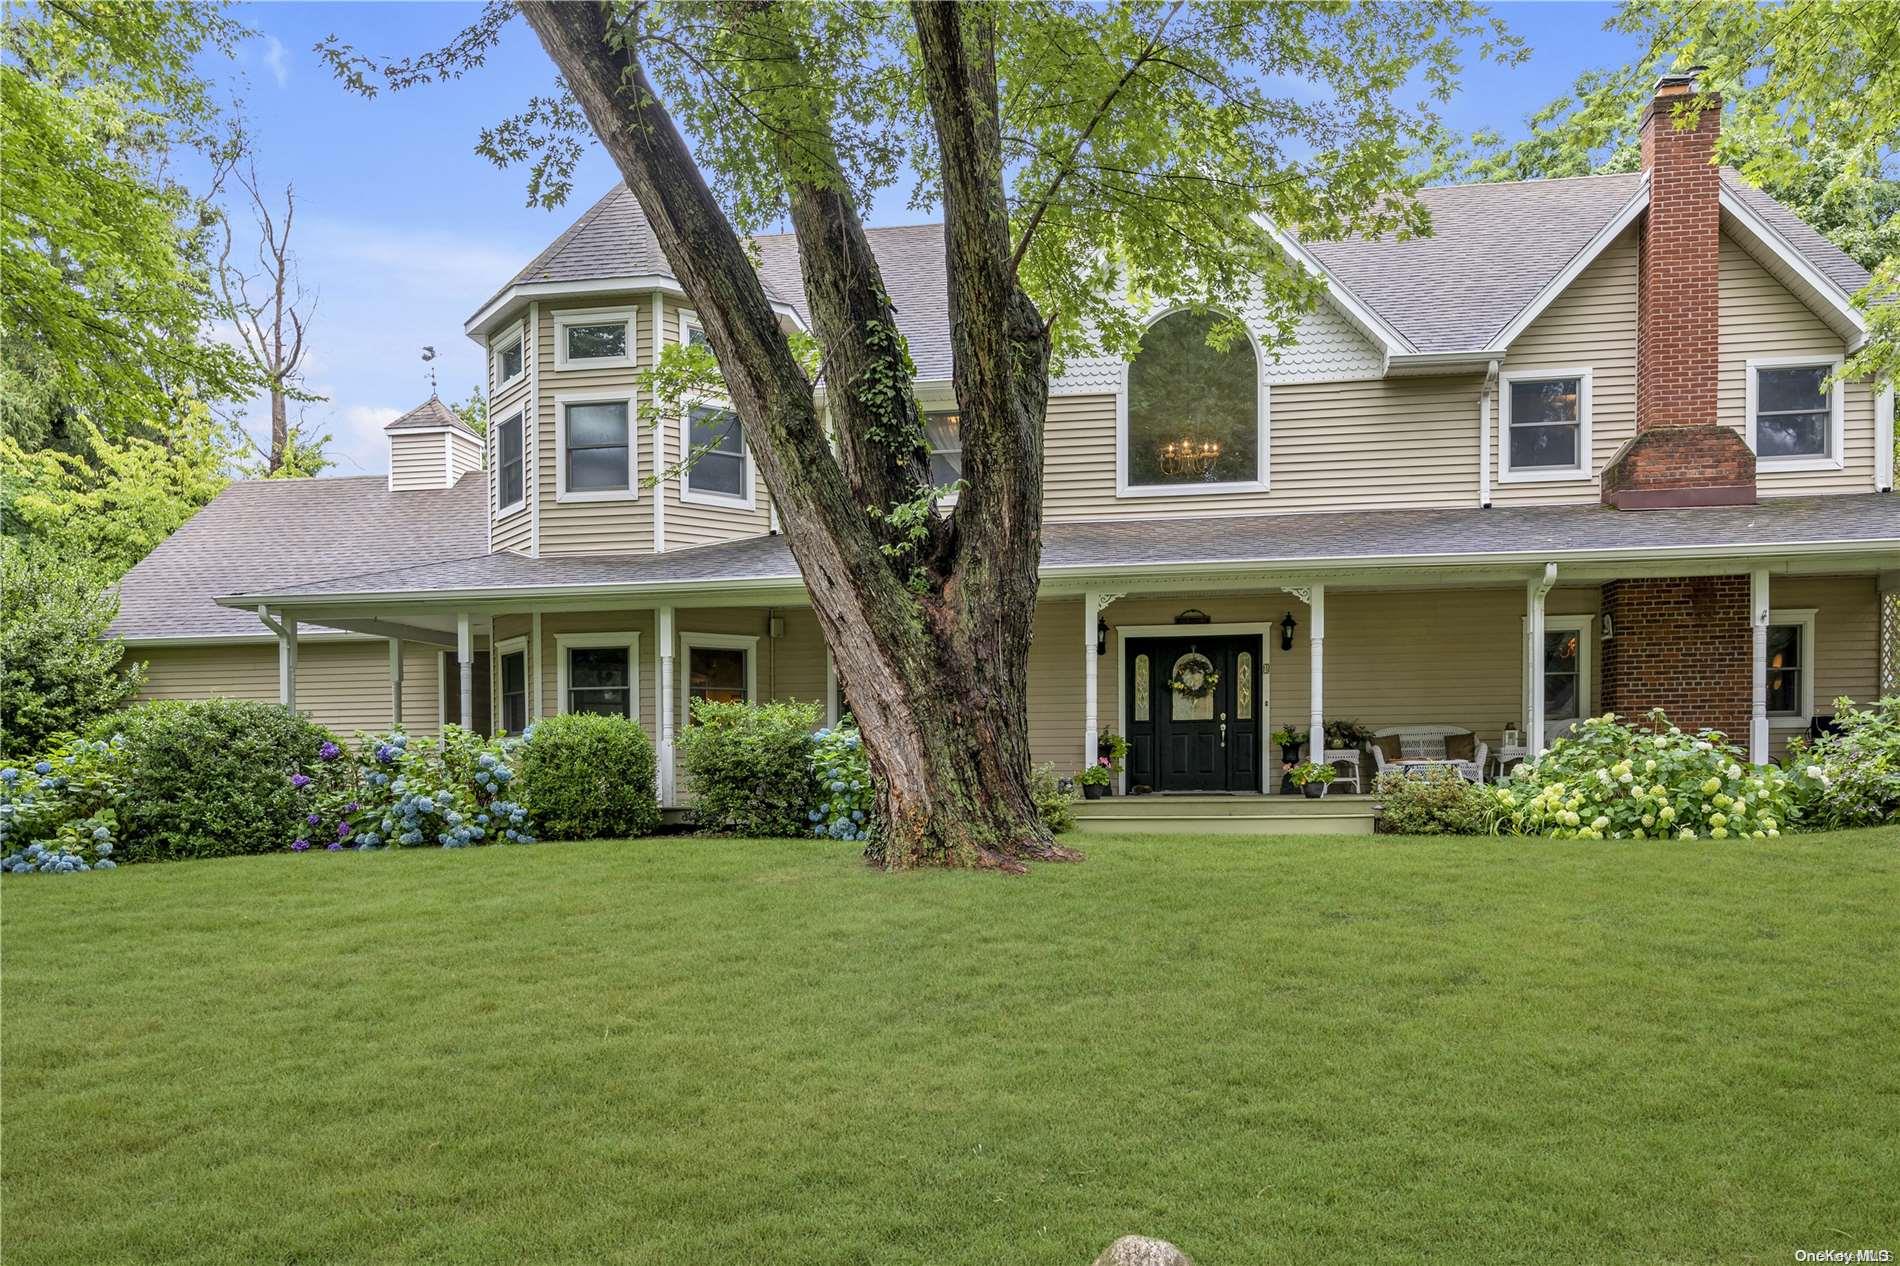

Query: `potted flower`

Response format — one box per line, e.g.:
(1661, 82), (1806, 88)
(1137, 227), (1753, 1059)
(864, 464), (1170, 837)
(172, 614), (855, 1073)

(1270, 725), (1307, 764)
(1324, 719), (1372, 751)
(1096, 731), (1128, 796)
(1076, 761), (1112, 799)
(1289, 761), (1337, 798)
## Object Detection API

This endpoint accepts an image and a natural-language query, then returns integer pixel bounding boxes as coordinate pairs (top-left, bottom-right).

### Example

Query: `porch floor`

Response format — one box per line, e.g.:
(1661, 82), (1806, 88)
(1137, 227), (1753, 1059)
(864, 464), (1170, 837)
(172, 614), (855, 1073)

(1072, 792), (1377, 836)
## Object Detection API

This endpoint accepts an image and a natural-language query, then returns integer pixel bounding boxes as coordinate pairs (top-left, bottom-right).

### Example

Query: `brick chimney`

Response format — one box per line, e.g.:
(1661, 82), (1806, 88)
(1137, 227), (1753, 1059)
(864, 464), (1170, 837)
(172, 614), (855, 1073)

(1600, 69), (1756, 509)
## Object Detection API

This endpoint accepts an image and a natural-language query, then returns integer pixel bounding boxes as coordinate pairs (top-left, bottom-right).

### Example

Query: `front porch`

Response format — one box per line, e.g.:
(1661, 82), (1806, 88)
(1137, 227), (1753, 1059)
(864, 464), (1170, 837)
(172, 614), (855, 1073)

(1071, 792), (1378, 835)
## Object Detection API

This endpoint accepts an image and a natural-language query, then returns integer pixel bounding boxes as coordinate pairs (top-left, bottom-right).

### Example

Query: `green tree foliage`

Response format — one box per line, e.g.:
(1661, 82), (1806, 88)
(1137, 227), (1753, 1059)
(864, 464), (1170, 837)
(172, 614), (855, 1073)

(1457, 1), (1899, 385)
(0, 540), (144, 760)
(450, 386), (487, 435)
(1, 407), (230, 580)
(1, 1), (260, 452)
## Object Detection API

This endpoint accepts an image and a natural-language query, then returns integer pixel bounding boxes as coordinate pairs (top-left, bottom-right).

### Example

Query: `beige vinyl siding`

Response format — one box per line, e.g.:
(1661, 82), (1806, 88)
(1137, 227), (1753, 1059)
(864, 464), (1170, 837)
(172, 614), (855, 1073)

(134, 640), (446, 738)
(660, 294), (774, 549)
(1041, 376), (1488, 521)
(1490, 229), (1639, 506)
(536, 297), (655, 556)
(387, 431), (448, 491)
(1772, 573), (1880, 724)
(448, 431), (483, 482)
(1718, 235), (1876, 496)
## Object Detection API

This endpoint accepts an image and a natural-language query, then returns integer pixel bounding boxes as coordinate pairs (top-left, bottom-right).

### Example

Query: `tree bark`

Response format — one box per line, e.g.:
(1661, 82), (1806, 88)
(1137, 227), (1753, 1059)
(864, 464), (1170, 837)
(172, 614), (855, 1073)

(520, 0), (1075, 870)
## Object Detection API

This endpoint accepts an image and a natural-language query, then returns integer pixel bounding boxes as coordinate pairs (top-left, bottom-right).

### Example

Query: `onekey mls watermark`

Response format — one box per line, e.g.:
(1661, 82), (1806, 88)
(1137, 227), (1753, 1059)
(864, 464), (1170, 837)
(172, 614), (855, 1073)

(1794, 1251), (1892, 1263)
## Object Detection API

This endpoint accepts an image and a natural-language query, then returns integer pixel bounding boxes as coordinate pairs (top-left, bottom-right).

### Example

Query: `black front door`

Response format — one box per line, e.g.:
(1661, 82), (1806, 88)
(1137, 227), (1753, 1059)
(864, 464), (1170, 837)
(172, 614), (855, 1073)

(1124, 636), (1263, 793)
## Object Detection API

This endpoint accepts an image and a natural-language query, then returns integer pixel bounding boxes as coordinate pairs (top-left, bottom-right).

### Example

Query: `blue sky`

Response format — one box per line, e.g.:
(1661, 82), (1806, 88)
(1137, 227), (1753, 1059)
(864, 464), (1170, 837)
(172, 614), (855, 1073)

(215, 2), (1640, 475)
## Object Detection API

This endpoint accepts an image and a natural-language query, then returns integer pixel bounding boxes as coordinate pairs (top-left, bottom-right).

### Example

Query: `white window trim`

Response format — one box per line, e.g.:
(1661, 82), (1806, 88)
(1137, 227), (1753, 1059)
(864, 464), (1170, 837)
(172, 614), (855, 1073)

(1745, 356), (1845, 473)
(679, 631), (759, 725)
(553, 390), (638, 503)
(1765, 608), (1817, 728)
(553, 305), (636, 370)
(493, 411), (527, 520)
(491, 323), (526, 389)
(554, 631), (642, 720)
(1521, 613), (1593, 729)
(676, 310), (757, 510)
(495, 635), (529, 735)
(1115, 307), (1271, 499)
(1498, 367), (1594, 484)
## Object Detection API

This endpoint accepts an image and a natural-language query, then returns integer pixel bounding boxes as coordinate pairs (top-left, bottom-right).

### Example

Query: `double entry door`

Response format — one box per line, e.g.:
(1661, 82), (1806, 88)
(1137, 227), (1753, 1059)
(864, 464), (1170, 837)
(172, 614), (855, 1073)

(1124, 635), (1264, 793)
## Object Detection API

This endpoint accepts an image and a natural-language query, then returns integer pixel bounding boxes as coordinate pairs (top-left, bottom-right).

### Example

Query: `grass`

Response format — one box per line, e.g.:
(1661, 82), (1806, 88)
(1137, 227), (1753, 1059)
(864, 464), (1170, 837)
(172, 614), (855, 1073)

(4, 830), (1898, 1265)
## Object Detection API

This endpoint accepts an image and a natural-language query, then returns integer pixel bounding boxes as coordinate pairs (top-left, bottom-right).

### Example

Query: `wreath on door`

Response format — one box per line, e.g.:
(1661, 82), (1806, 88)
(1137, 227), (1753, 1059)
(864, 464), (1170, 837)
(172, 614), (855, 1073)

(1167, 651), (1219, 700)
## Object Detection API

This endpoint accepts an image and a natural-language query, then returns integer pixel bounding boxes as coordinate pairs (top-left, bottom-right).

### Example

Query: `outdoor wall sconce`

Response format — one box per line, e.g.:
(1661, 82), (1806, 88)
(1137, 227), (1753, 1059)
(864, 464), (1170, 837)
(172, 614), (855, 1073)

(1097, 616), (1109, 656)
(1280, 611), (1297, 651)
(1600, 614), (1615, 640)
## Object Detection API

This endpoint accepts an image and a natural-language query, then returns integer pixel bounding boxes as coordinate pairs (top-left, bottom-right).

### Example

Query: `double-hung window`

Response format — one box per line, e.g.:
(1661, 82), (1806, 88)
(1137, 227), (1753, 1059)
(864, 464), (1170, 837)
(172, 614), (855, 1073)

(1748, 359), (1842, 469)
(1500, 369), (1591, 481)
(558, 396), (633, 500)
(925, 411), (962, 485)
(495, 412), (525, 513)
(685, 405), (748, 502)
(1765, 609), (1816, 725)
(556, 633), (639, 719)
(497, 639), (529, 734)
(681, 633), (757, 722)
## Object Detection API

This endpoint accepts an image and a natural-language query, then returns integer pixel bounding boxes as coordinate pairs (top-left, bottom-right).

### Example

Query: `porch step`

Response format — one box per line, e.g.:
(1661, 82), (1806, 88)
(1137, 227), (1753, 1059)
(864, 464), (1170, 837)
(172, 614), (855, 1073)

(1072, 793), (1377, 836)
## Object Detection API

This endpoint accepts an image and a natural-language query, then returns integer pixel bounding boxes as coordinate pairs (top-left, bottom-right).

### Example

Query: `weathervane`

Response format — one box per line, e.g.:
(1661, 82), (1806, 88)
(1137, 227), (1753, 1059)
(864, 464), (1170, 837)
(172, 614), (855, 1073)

(421, 345), (438, 396)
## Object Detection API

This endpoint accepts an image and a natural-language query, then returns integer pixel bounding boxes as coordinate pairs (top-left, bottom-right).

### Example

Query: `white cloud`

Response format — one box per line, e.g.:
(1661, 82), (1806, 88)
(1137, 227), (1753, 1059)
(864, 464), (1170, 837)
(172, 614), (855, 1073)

(262, 35), (289, 89)
(304, 219), (526, 293)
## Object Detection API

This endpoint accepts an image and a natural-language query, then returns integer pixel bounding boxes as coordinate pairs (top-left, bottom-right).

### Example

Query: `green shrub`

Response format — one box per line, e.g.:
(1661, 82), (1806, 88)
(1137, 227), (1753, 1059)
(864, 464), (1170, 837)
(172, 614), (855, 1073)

(1030, 763), (1076, 834)
(809, 723), (873, 841)
(516, 713), (659, 840)
(1495, 710), (1796, 840)
(98, 699), (340, 862)
(0, 542), (143, 761)
(0, 735), (127, 872)
(679, 699), (820, 837)
(1375, 767), (1496, 835)
(1785, 695), (1900, 829)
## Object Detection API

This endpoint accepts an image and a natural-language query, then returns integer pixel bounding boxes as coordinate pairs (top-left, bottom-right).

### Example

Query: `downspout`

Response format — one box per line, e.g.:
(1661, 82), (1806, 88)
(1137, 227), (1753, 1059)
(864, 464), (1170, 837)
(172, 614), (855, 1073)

(256, 604), (297, 710)
(651, 291), (667, 552)
(1877, 385), (1894, 493)
(1479, 359), (1499, 508)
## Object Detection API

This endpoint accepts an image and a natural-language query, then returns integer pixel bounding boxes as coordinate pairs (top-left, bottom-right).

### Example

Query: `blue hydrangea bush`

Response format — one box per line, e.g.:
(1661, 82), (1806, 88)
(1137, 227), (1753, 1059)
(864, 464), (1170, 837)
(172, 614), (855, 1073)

(289, 726), (534, 854)
(809, 724), (873, 842)
(0, 737), (124, 874)
(1493, 710), (1798, 840)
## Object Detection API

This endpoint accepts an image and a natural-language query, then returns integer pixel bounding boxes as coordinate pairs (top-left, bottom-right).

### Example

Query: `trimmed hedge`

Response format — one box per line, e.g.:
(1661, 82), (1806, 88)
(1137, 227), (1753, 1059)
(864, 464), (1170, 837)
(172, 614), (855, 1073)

(1375, 767), (1496, 836)
(516, 713), (660, 840)
(679, 699), (820, 837)
(98, 699), (340, 862)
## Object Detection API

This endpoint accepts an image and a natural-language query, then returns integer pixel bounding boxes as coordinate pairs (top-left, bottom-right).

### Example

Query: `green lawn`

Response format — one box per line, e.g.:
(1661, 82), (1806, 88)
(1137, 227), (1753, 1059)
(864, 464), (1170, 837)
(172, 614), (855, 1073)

(5, 831), (1898, 1265)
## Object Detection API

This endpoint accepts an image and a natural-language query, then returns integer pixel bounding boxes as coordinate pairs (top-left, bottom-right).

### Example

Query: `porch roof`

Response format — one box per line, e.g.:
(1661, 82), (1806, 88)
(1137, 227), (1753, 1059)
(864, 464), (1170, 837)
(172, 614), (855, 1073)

(219, 494), (1899, 611)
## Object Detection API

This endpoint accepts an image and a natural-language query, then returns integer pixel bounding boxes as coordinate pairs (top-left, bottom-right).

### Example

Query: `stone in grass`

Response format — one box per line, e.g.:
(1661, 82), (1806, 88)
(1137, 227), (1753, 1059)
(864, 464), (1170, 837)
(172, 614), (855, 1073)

(1091, 1236), (1194, 1266)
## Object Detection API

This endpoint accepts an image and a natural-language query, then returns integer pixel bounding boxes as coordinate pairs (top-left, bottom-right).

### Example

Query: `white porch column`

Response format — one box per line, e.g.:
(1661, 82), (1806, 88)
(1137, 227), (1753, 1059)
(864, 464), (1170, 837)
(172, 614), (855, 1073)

(658, 604), (677, 806)
(531, 611), (544, 720)
(1750, 567), (1770, 765)
(1526, 565), (1556, 756)
(388, 638), (404, 727)
(1083, 590), (1101, 768)
(456, 612), (473, 731)
(1307, 585), (1325, 754)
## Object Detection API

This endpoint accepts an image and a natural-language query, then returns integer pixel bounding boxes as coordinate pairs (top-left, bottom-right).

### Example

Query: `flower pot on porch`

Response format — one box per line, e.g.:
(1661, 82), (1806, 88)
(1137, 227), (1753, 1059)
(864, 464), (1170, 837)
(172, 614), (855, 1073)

(1083, 783), (1105, 800)
(1280, 744), (1302, 765)
(1302, 782), (1325, 798)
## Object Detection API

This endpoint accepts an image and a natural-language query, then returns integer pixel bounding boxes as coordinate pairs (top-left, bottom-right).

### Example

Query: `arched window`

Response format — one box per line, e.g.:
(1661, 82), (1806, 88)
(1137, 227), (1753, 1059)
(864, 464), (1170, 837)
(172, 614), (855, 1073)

(1125, 309), (1261, 490)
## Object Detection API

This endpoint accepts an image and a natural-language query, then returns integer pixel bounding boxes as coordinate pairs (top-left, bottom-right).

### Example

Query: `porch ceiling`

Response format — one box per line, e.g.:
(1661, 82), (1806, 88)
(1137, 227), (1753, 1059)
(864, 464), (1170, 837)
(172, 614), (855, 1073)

(216, 493), (1899, 615)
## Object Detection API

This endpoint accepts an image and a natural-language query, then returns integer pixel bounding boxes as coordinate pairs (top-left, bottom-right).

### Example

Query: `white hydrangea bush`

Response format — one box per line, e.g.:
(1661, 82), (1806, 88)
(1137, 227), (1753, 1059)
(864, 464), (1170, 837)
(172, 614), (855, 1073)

(1493, 710), (1798, 840)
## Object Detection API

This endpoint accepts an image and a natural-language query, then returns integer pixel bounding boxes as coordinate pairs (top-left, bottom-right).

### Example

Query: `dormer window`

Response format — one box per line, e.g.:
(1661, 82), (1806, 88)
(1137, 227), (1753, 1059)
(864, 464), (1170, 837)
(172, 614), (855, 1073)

(1119, 309), (1264, 497)
(1748, 358), (1843, 470)
(494, 332), (524, 387)
(554, 307), (634, 369)
(495, 412), (524, 515)
(1499, 368), (1592, 482)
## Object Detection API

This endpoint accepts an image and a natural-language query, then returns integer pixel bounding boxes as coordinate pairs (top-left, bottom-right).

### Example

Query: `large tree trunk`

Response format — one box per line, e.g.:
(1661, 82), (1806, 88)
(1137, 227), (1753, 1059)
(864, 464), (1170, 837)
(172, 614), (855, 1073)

(521, 1), (1076, 870)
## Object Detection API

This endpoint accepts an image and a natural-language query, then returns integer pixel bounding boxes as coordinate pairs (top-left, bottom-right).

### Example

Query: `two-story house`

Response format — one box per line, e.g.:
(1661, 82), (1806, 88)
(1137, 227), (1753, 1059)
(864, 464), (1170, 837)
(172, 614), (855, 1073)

(114, 74), (1898, 826)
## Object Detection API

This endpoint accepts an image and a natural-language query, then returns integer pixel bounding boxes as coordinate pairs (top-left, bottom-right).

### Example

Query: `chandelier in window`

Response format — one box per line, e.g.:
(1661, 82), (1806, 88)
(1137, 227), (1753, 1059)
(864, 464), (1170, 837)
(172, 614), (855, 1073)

(1158, 437), (1221, 478)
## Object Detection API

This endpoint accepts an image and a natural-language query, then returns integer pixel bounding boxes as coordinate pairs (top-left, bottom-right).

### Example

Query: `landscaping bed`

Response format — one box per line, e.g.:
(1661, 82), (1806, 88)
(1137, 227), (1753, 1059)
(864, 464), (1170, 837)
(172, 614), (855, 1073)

(5, 830), (1896, 1264)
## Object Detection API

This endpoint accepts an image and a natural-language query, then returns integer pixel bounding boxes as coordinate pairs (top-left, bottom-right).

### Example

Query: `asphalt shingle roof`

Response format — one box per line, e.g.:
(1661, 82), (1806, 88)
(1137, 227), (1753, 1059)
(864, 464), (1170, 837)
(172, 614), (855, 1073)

(222, 495), (1900, 605)
(384, 395), (480, 439)
(111, 474), (489, 641)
